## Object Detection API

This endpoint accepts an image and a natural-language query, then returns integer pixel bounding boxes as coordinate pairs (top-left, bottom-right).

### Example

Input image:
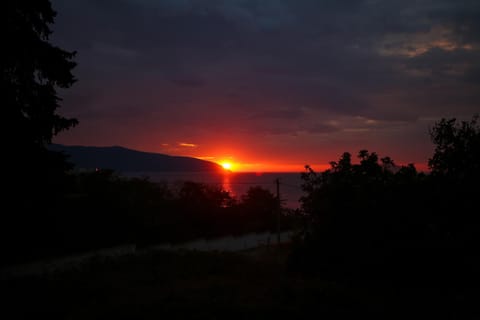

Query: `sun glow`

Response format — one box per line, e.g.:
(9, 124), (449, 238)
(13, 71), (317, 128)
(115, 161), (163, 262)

(207, 154), (317, 173)
(221, 162), (232, 170)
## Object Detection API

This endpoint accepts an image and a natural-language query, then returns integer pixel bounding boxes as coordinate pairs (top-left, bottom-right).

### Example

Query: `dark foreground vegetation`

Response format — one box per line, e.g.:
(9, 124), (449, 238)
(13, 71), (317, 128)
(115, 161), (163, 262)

(3, 170), (291, 265)
(288, 115), (480, 318)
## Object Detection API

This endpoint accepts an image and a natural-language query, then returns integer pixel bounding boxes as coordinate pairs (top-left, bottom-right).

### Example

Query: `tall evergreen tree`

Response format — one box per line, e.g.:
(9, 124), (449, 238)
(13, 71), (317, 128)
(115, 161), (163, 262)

(3, 1), (78, 257)
(4, 0), (77, 166)
(4, 0), (78, 190)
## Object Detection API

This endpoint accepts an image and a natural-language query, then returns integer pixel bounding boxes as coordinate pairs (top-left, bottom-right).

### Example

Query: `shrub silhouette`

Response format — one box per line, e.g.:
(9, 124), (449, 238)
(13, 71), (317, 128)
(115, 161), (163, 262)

(289, 115), (480, 317)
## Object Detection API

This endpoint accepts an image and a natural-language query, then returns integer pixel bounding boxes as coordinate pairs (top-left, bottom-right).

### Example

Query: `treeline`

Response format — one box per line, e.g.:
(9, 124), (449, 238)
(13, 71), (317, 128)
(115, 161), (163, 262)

(2, 169), (293, 265)
(288, 115), (480, 317)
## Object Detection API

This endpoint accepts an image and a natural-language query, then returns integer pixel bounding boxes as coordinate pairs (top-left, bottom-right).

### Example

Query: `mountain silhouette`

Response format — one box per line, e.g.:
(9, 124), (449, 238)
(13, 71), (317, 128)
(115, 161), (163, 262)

(49, 144), (222, 172)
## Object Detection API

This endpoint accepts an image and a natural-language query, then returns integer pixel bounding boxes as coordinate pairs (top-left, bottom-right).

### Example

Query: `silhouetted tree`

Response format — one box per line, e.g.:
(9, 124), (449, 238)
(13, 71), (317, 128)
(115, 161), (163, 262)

(241, 186), (277, 213)
(294, 150), (429, 277)
(427, 115), (480, 252)
(429, 115), (480, 179)
(240, 186), (278, 232)
(289, 124), (480, 317)
(178, 181), (233, 209)
(5, 1), (78, 191)
(3, 1), (78, 263)
(5, 0), (77, 149)
(5, 0), (77, 193)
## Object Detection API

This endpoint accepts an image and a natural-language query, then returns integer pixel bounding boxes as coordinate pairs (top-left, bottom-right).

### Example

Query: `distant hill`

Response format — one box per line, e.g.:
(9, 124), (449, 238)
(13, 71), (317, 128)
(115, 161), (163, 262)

(49, 144), (222, 172)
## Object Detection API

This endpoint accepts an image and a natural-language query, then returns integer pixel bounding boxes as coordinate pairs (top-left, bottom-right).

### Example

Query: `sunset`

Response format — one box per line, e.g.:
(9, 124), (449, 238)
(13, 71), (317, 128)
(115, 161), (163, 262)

(220, 161), (232, 171)
(4, 1), (480, 318)
(48, 0), (480, 172)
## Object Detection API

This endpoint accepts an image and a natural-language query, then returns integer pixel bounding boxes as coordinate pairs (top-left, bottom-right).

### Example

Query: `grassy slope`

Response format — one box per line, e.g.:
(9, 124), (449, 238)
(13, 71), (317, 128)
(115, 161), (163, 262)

(1, 245), (383, 319)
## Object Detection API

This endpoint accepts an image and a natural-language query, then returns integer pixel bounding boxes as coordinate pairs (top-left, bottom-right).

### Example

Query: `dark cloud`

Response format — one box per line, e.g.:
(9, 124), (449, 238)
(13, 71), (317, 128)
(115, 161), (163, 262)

(303, 123), (341, 134)
(464, 67), (480, 83)
(249, 107), (305, 120)
(171, 77), (205, 88)
(400, 48), (480, 87)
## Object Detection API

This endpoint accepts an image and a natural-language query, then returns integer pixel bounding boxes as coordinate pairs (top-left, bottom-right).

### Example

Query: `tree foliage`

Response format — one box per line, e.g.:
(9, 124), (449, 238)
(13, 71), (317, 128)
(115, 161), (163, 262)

(300, 150), (420, 226)
(290, 115), (480, 317)
(428, 115), (480, 179)
(2, 1), (79, 262)
(5, 0), (78, 148)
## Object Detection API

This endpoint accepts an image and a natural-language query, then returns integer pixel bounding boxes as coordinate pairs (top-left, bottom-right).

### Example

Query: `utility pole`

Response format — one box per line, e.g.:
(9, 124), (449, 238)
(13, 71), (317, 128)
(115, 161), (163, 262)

(275, 178), (280, 245)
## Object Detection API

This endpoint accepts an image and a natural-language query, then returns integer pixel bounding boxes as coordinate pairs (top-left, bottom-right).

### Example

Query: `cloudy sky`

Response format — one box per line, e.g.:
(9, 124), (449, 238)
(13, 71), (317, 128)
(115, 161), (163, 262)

(51, 0), (480, 171)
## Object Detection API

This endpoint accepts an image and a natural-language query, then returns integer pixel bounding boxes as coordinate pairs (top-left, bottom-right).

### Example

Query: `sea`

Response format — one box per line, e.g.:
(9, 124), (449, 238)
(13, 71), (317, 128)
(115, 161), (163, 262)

(123, 172), (305, 209)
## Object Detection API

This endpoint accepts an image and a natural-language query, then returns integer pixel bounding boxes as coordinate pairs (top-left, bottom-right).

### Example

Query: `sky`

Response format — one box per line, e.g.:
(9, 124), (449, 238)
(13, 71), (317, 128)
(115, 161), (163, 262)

(51, 0), (480, 172)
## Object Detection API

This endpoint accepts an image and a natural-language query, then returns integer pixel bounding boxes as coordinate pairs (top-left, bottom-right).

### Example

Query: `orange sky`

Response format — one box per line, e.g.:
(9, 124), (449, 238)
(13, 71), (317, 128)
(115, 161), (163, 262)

(213, 160), (329, 173)
(148, 138), (430, 173)
(54, 114), (435, 173)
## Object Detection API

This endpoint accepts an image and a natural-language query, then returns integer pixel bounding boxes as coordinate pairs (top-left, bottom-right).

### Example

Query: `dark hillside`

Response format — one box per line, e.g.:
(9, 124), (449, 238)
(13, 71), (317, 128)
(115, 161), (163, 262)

(50, 144), (222, 172)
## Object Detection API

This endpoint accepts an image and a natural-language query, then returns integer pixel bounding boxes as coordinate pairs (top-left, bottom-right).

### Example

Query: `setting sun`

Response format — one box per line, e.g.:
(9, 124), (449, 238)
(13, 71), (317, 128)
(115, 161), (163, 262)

(221, 162), (232, 170)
